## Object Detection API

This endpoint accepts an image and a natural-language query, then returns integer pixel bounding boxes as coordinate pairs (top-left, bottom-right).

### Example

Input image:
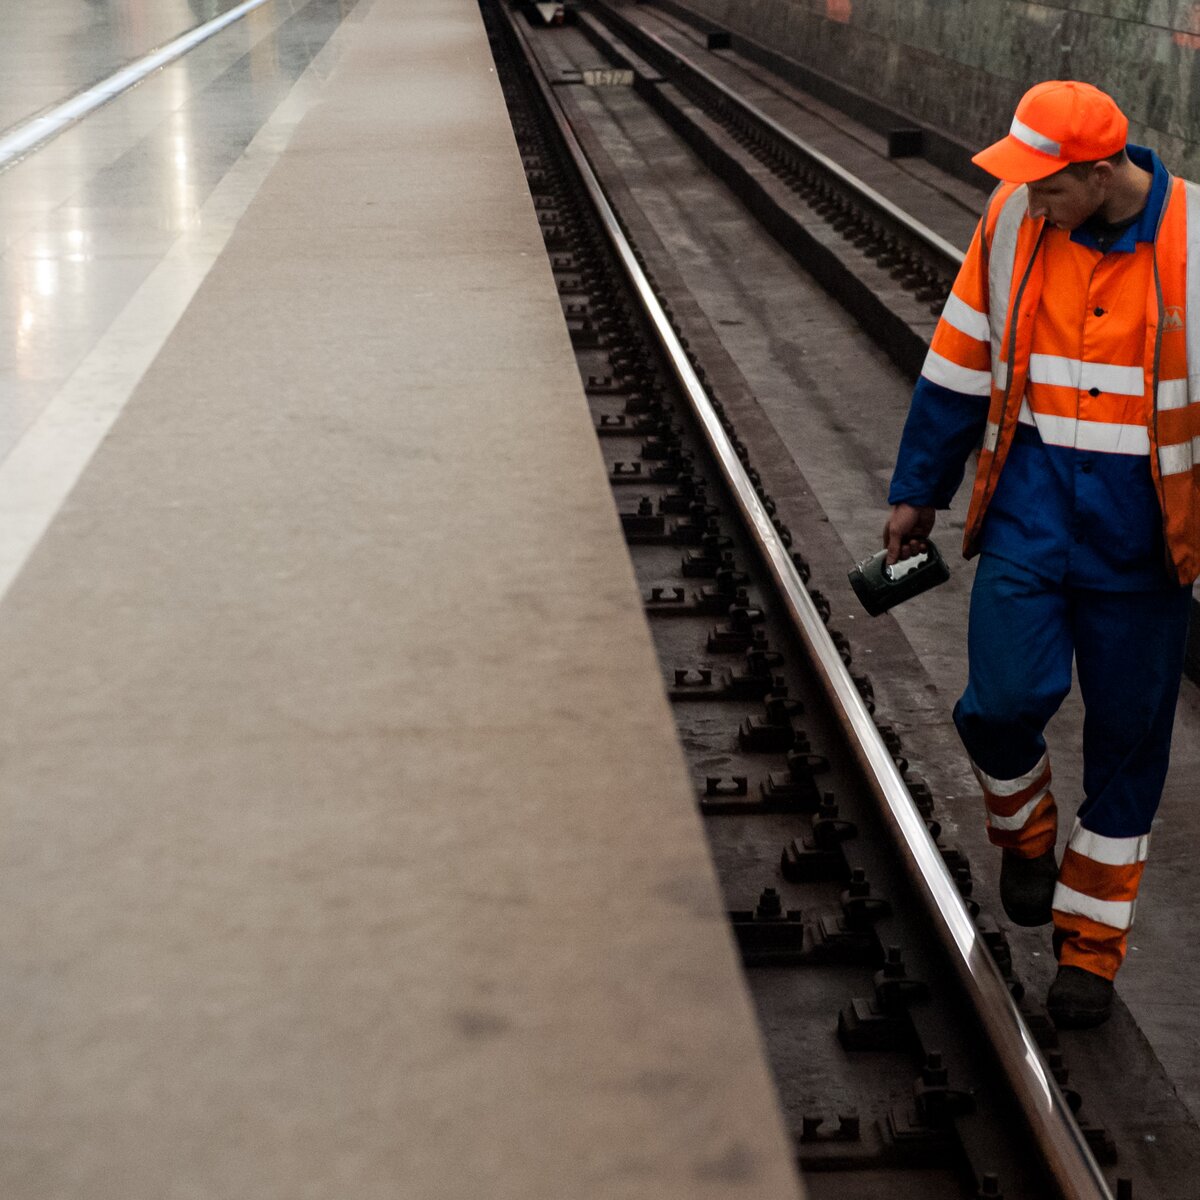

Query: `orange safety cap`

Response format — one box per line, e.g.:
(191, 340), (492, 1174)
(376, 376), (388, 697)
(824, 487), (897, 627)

(972, 80), (1128, 182)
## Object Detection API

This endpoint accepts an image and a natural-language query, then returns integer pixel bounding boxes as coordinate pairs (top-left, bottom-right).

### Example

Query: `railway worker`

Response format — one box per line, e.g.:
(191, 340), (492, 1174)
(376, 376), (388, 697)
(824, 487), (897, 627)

(882, 80), (1199, 1029)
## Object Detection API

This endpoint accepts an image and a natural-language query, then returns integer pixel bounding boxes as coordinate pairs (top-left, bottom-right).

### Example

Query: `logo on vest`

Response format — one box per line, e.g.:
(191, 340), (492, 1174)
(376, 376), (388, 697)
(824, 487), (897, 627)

(1163, 306), (1185, 332)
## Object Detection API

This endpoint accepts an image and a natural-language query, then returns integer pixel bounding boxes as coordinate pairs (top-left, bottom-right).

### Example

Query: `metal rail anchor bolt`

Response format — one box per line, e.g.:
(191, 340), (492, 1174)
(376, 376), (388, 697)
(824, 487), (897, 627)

(798, 1110), (861, 1143)
(976, 1172), (1003, 1198)
(840, 868), (891, 930)
(704, 775), (748, 798)
(876, 946), (929, 1010)
(914, 1050), (974, 1123)
(837, 945), (927, 1050)
(729, 887), (806, 965)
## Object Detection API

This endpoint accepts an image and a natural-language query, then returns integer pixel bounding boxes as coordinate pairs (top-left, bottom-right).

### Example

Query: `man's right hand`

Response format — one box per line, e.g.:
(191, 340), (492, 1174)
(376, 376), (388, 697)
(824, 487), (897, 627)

(883, 503), (936, 566)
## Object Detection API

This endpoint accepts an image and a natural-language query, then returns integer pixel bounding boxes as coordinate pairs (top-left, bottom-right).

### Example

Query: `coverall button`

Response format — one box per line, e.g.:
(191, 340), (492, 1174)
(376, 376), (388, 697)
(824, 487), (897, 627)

(1093, 307), (1105, 316)
(1088, 386), (1101, 396)
(1081, 461), (1094, 474)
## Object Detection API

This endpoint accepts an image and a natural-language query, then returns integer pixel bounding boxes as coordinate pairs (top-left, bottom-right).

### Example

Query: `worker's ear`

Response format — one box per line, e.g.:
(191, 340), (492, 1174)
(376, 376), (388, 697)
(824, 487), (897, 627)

(1090, 159), (1116, 190)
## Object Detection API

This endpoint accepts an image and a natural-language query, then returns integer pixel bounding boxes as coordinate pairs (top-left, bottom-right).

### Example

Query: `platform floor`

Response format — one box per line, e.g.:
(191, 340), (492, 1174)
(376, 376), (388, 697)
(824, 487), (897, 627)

(0, 0), (247, 132)
(0, 2), (804, 1196)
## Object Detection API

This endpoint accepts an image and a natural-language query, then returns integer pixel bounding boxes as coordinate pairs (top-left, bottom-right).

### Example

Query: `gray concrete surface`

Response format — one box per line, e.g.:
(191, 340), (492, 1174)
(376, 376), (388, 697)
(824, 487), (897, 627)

(0, 2), (806, 1196)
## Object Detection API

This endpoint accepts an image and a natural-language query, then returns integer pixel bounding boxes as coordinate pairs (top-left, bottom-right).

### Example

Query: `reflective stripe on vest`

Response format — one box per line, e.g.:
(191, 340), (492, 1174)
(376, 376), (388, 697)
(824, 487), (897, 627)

(988, 186), (1027, 372)
(974, 175), (1200, 583)
(1161, 180), (1200, 482)
(1185, 182), (1200, 405)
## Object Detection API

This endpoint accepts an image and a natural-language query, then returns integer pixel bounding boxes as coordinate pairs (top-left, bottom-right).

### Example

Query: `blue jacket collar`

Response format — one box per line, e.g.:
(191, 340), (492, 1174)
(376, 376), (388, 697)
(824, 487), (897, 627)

(1069, 144), (1169, 253)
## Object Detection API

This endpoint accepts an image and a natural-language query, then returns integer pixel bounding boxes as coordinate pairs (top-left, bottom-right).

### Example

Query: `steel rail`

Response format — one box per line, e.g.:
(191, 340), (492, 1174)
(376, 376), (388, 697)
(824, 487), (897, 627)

(499, 10), (1112, 1198)
(593, 1), (966, 275)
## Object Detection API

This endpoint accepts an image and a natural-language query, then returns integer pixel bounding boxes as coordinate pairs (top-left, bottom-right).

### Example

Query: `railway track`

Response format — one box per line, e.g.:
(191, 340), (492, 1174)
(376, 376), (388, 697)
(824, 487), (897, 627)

(482, 2), (1143, 1197)
(566, 0), (965, 379)
(580, 3), (964, 291)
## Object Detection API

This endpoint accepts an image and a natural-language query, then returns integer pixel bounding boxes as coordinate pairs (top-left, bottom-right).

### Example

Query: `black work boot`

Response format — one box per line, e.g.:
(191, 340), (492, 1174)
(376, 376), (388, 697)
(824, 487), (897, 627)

(998, 846), (1058, 926)
(1047, 965), (1114, 1029)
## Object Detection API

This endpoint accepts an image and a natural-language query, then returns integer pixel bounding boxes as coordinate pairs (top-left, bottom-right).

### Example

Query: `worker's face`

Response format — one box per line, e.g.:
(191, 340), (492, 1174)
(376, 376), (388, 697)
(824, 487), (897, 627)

(1025, 163), (1110, 230)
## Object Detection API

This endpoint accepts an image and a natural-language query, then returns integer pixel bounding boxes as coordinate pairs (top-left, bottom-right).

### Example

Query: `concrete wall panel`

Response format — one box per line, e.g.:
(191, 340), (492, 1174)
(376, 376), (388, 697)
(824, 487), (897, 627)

(676, 0), (1200, 178)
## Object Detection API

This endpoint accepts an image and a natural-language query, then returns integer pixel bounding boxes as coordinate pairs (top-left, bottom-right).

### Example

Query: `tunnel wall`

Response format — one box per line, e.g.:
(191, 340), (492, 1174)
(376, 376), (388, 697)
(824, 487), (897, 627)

(665, 0), (1200, 181)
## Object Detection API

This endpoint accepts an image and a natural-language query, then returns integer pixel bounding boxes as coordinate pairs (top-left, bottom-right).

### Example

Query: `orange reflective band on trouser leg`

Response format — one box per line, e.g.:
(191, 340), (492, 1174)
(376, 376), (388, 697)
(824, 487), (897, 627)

(1051, 824), (1148, 980)
(972, 754), (1057, 857)
(1052, 912), (1127, 981)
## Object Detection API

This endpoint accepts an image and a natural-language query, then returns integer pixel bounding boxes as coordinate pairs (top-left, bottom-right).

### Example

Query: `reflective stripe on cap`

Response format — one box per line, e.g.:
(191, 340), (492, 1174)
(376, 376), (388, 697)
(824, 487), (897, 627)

(1010, 115), (1061, 158)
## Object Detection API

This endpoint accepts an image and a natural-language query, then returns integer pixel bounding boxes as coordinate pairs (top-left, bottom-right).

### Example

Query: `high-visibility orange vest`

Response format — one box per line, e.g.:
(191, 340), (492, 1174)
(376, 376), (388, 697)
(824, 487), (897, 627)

(963, 178), (1200, 585)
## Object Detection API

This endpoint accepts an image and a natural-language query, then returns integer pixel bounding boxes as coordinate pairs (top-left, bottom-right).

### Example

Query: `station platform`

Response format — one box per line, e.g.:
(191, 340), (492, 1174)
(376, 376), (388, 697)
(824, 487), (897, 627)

(0, 1), (804, 1196)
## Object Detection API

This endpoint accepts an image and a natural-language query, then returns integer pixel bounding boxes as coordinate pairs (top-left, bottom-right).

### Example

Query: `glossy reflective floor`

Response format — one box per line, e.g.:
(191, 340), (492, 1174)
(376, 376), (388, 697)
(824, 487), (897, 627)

(0, 0), (364, 589)
(0, 1), (249, 132)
